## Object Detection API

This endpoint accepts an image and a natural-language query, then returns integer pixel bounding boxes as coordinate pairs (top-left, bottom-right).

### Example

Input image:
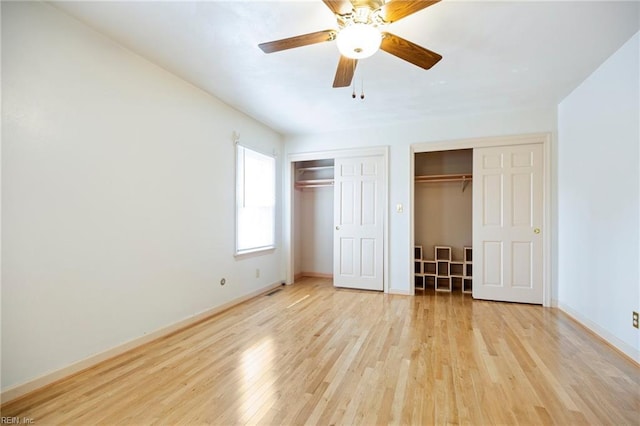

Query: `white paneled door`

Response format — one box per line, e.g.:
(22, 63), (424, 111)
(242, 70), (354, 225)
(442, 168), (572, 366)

(334, 156), (384, 291)
(473, 144), (544, 304)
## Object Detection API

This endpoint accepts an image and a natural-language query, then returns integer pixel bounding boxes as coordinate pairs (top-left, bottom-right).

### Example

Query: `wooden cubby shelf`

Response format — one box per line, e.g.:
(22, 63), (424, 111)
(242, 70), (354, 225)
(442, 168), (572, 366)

(424, 261), (436, 275)
(463, 246), (473, 293)
(450, 262), (464, 277)
(435, 246), (451, 261)
(414, 245), (472, 293)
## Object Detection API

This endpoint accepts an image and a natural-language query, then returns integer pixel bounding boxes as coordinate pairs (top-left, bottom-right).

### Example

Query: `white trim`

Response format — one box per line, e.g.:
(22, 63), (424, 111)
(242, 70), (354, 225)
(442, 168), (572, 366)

(557, 302), (640, 364)
(542, 134), (552, 307)
(234, 137), (277, 159)
(409, 147), (416, 296)
(234, 246), (275, 258)
(412, 132), (549, 153)
(0, 281), (283, 404)
(285, 146), (390, 293)
(410, 133), (552, 305)
(288, 146), (389, 163)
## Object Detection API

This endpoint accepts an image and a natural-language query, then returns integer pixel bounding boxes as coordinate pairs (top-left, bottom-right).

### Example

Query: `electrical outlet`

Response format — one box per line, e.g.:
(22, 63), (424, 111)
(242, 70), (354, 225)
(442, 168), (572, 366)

(256, 268), (260, 278)
(633, 311), (639, 329)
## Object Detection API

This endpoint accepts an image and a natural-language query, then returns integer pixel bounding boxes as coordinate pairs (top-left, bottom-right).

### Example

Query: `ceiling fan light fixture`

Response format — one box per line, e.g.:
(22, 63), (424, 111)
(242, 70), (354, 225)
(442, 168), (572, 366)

(336, 23), (381, 59)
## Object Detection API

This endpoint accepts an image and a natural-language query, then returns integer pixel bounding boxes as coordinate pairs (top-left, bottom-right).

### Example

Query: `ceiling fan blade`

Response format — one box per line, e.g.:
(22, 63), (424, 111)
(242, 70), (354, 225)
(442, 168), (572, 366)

(333, 55), (358, 88)
(322, 0), (353, 15)
(259, 30), (336, 53)
(380, 32), (442, 69)
(379, 0), (441, 23)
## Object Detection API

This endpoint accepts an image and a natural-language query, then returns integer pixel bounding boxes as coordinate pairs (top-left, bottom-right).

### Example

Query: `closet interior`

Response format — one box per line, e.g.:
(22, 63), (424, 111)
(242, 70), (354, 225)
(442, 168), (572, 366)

(414, 149), (473, 293)
(292, 159), (335, 280)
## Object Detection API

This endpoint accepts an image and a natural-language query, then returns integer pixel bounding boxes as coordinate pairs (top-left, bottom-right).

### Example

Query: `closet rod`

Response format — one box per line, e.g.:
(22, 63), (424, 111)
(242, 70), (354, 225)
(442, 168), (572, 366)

(296, 184), (334, 189)
(295, 179), (334, 189)
(414, 174), (472, 183)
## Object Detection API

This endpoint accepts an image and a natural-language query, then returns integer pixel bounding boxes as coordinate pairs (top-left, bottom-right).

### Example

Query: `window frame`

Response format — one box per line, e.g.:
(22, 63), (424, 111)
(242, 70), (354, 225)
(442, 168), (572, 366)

(235, 143), (276, 256)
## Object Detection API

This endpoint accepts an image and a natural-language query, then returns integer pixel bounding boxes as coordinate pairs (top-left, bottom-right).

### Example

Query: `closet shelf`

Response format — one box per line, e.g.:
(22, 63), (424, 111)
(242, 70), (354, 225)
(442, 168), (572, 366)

(415, 174), (472, 183)
(415, 174), (472, 191)
(297, 165), (334, 173)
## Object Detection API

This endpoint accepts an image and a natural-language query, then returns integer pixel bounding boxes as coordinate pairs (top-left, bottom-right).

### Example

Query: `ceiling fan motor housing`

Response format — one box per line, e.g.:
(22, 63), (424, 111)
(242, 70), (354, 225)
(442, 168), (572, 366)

(336, 23), (382, 59)
(336, 6), (386, 59)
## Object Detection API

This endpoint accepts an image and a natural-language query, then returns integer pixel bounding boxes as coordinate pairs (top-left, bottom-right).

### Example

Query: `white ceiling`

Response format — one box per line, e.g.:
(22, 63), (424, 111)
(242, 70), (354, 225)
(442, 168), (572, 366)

(52, 1), (639, 135)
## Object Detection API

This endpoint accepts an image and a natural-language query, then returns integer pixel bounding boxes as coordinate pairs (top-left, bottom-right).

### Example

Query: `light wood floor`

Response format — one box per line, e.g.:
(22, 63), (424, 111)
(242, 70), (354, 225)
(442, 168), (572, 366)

(2, 277), (639, 425)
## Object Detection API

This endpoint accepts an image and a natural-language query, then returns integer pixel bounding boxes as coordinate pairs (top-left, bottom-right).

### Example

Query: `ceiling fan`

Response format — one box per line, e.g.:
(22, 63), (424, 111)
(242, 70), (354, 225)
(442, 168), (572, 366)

(258, 0), (443, 88)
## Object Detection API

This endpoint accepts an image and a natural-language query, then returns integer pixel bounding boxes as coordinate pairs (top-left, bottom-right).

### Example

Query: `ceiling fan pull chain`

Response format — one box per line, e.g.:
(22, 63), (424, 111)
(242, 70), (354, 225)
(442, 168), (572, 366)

(360, 79), (365, 100)
(351, 60), (357, 98)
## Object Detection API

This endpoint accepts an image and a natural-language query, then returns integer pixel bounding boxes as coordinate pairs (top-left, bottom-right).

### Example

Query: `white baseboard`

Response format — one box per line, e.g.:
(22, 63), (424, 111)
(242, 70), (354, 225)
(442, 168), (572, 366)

(0, 281), (283, 405)
(556, 302), (640, 364)
(389, 288), (412, 296)
(297, 272), (333, 279)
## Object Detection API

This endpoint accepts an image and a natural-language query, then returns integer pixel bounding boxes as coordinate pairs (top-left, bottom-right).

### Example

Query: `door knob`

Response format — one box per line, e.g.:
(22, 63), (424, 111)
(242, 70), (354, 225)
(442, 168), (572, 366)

(534, 228), (541, 234)
(336, 226), (340, 230)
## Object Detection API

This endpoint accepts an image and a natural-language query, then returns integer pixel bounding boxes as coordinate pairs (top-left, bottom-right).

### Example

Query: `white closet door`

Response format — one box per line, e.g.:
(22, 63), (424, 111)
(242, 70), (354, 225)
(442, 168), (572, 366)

(333, 156), (384, 291)
(473, 144), (544, 304)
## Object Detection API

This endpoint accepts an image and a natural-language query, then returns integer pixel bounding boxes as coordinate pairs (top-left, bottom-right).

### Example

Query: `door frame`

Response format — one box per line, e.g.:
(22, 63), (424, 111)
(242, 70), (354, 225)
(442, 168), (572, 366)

(284, 146), (390, 293)
(410, 133), (552, 306)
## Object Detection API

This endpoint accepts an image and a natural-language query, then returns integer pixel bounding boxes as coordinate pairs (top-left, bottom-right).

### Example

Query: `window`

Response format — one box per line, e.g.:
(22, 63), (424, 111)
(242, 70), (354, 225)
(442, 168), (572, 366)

(236, 144), (276, 255)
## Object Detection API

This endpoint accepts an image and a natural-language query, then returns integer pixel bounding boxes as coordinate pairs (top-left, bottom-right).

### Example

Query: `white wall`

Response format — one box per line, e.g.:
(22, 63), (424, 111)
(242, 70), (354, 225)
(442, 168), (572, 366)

(1, 2), (284, 391)
(557, 33), (639, 361)
(285, 107), (557, 294)
(299, 188), (333, 275)
(415, 183), (472, 262)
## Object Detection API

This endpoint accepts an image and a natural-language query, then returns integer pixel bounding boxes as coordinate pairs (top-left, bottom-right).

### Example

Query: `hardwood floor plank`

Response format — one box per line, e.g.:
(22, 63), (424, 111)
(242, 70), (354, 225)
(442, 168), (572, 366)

(2, 277), (638, 425)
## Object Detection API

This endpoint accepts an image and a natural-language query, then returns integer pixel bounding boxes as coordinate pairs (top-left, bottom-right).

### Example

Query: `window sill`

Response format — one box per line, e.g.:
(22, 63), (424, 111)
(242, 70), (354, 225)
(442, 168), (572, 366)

(234, 246), (276, 258)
